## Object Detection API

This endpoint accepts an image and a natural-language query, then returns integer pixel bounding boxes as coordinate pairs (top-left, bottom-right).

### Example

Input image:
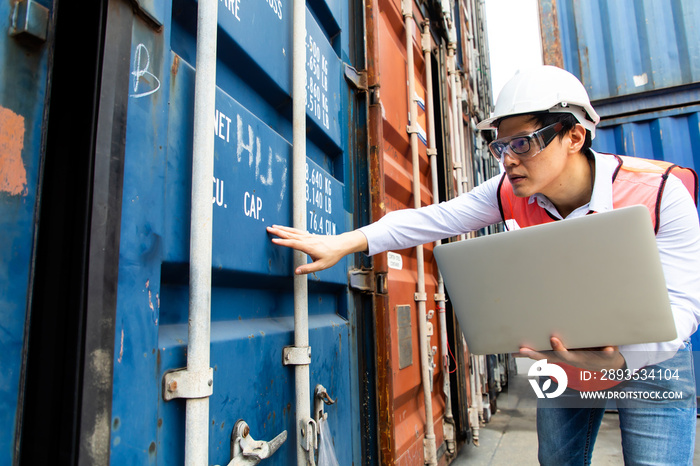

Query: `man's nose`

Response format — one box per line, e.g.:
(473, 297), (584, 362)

(502, 150), (520, 166)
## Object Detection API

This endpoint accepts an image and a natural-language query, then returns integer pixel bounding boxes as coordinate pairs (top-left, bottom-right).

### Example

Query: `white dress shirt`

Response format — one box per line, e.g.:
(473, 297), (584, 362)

(359, 151), (700, 371)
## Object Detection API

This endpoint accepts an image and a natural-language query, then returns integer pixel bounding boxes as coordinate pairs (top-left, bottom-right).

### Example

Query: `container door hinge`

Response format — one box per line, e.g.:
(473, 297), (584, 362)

(344, 64), (368, 92)
(226, 420), (287, 466)
(376, 272), (388, 294)
(9, 0), (49, 42)
(348, 268), (374, 293)
(349, 268), (388, 294)
(369, 86), (381, 106)
(162, 367), (214, 401)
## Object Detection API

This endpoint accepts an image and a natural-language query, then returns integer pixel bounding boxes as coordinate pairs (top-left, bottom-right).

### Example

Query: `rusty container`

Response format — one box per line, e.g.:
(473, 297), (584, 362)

(365, 0), (496, 461)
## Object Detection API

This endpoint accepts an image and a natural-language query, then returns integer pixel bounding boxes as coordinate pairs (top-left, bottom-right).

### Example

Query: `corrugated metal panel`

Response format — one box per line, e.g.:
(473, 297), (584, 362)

(0, 0), (55, 462)
(594, 109), (700, 172)
(366, 0), (497, 460)
(543, 0), (700, 102)
(368, 0), (446, 462)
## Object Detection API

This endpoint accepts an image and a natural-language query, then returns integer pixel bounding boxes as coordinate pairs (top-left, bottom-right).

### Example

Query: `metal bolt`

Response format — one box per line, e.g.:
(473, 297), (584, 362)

(243, 425), (249, 437)
(208, 379), (213, 387)
(285, 352), (291, 361)
(307, 347), (311, 357)
(167, 380), (178, 392)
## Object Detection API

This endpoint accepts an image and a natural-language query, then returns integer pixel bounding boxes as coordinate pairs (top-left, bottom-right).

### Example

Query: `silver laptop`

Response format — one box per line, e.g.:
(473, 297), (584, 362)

(433, 205), (677, 355)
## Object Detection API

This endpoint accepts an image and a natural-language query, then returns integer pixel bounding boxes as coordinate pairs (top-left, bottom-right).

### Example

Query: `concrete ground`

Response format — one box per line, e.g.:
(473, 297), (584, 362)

(451, 358), (700, 465)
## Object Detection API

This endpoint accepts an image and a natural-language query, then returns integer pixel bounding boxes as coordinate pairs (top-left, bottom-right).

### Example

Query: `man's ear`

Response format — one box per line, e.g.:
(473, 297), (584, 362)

(568, 123), (586, 153)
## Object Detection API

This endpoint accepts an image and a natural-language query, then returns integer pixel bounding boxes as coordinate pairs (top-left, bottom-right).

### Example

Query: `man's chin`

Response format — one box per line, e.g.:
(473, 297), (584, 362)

(511, 187), (532, 198)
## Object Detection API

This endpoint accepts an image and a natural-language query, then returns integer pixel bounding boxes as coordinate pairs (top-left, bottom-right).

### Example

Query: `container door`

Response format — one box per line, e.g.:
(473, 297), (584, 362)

(366, 0), (447, 462)
(0, 1), (54, 463)
(106, 0), (365, 464)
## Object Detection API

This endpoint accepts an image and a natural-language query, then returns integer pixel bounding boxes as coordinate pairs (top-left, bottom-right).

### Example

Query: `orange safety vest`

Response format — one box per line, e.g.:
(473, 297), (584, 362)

(497, 154), (698, 391)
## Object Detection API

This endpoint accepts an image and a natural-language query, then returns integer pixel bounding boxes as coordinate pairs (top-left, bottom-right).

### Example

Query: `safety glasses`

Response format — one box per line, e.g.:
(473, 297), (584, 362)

(489, 122), (564, 164)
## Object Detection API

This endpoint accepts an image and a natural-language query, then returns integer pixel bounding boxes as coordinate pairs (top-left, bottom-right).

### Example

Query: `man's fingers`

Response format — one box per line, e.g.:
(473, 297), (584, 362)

(513, 350), (533, 358)
(296, 262), (322, 275)
(267, 226), (294, 240)
(549, 337), (568, 352)
(518, 347), (549, 361)
(295, 255), (339, 275)
(271, 237), (314, 256)
(268, 225), (308, 238)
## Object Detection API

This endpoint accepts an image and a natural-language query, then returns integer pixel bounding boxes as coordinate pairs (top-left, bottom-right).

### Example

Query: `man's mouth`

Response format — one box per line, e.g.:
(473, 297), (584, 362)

(508, 173), (526, 183)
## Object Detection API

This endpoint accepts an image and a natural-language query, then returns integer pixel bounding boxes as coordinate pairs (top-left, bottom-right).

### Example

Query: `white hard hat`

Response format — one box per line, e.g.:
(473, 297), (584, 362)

(477, 65), (600, 139)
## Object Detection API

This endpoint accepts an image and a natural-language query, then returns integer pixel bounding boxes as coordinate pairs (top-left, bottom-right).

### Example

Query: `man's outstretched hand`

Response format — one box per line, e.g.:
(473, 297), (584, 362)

(266, 225), (368, 275)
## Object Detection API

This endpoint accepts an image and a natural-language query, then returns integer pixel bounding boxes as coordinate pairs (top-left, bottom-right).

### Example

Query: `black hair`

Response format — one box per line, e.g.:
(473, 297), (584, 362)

(495, 112), (594, 159)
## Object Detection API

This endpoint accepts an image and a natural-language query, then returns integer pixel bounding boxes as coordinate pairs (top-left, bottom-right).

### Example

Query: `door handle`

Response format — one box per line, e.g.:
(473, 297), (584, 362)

(227, 419), (287, 466)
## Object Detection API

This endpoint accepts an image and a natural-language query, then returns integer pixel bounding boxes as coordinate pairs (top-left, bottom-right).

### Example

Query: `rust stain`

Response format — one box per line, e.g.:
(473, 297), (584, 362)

(0, 106), (27, 196)
(539, 0), (564, 68)
(171, 55), (180, 75)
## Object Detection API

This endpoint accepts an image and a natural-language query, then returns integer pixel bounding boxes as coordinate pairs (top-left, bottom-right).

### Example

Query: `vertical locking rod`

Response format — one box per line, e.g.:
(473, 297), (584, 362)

(292, 0), (313, 462)
(403, 0), (437, 463)
(186, 0), (217, 464)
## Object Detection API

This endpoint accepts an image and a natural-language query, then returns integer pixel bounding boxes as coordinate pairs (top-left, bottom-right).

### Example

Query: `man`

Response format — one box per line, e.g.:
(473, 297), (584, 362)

(268, 65), (700, 464)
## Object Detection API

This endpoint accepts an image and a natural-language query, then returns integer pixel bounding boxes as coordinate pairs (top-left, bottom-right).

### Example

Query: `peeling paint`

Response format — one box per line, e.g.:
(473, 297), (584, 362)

(633, 73), (648, 87)
(118, 328), (124, 363)
(0, 106), (27, 196)
(146, 279), (158, 324)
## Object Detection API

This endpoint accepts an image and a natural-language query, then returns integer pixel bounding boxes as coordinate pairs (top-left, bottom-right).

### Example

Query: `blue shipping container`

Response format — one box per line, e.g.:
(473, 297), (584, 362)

(1, 0), (372, 464)
(115, 0), (366, 463)
(0, 0), (54, 462)
(549, 0), (700, 101)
